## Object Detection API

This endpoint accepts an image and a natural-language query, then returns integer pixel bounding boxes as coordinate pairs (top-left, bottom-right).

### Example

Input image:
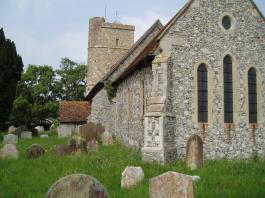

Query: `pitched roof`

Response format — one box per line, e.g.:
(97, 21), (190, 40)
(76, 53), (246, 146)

(59, 101), (91, 123)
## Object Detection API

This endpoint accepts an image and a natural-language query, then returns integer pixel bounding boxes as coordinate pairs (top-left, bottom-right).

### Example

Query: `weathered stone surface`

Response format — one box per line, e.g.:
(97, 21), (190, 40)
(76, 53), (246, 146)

(16, 125), (28, 137)
(35, 126), (44, 132)
(53, 145), (70, 156)
(3, 134), (18, 145)
(49, 124), (58, 133)
(46, 174), (109, 198)
(0, 144), (19, 160)
(150, 171), (193, 198)
(86, 140), (99, 152)
(58, 125), (72, 138)
(79, 122), (105, 142)
(68, 135), (87, 154)
(121, 166), (144, 188)
(186, 135), (203, 170)
(101, 132), (113, 145)
(21, 131), (32, 139)
(8, 126), (16, 134)
(27, 144), (45, 159)
(40, 134), (49, 138)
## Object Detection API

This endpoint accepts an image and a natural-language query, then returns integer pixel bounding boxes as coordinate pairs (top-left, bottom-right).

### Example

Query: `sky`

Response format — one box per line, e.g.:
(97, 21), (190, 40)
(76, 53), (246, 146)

(0, 0), (264, 68)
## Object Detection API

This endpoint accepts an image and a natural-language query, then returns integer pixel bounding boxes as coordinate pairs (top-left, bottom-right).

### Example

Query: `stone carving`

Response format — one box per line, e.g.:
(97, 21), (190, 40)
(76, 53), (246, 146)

(186, 135), (203, 170)
(46, 174), (109, 198)
(0, 144), (19, 160)
(8, 126), (16, 134)
(149, 171), (193, 198)
(3, 134), (18, 145)
(27, 144), (45, 159)
(147, 117), (160, 147)
(121, 166), (144, 188)
(21, 131), (32, 139)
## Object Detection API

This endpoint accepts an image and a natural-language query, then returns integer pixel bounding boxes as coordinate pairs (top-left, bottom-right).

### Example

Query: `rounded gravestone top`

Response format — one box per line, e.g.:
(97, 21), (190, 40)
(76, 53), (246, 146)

(46, 174), (109, 198)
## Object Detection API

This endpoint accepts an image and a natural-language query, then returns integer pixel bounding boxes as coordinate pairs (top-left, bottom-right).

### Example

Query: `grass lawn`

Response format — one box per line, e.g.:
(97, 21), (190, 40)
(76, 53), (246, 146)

(0, 132), (265, 198)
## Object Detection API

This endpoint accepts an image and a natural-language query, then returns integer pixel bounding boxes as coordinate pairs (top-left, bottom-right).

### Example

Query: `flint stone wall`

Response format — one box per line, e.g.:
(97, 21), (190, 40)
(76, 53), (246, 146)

(159, 0), (265, 160)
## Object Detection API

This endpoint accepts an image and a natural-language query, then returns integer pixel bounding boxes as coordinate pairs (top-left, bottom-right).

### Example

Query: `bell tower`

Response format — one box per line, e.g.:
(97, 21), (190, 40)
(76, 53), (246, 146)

(86, 17), (135, 95)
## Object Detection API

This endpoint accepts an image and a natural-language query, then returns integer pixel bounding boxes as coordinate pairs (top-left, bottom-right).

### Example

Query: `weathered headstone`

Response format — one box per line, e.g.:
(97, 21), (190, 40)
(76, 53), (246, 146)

(40, 134), (49, 138)
(58, 126), (72, 138)
(8, 126), (16, 134)
(0, 144), (19, 160)
(27, 144), (45, 159)
(49, 124), (58, 133)
(79, 122), (105, 142)
(46, 174), (109, 198)
(35, 126), (44, 132)
(21, 131), (32, 139)
(121, 166), (144, 188)
(86, 139), (99, 152)
(53, 145), (70, 156)
(101, 132), (113, 145)
(150, 171), (194, 198)
(3, 134), (18, 145)
(16, 125), (28, 137)
(186, 135), (203, 170)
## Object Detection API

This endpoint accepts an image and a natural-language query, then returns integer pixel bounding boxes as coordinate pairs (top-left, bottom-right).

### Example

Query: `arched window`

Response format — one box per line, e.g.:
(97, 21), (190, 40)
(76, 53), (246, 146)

(198, 64), (208, 123)
(248, 68), (257, 123)
(224, 55), (233, 123)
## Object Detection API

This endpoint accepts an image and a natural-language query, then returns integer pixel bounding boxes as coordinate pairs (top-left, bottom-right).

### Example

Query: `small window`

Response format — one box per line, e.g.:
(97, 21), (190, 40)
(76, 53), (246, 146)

(222, 15), (231, 30)
(116, 38), (119, 46)
(197, 64), (208, 123)
(248, 68), (257, 123)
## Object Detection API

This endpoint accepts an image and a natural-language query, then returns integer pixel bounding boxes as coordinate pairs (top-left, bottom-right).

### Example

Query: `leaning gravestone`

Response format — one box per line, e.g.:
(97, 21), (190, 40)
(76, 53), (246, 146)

(186, 135), (203, 170)
(0, 144), (19, 160)
(21, 131), (32, 139)
(101, 132), (113, 145)
(27, 144), (45, 159)
(8, 126), (16, 134)
(46, 174), (109, 198)
(150, 171), (193, 198)
(3, 134), (18, 145)
(121, 166), (144, 188)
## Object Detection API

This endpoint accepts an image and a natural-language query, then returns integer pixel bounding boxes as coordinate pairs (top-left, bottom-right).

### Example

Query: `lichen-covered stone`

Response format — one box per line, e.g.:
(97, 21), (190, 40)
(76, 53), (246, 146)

(150, 171), (193, 198)
(3, 134), (18, 145)
(45, 174), (109, 198)
(27, 144), (45, 159)
(121, 166), (144, 188)
(0, 144), (19, 160)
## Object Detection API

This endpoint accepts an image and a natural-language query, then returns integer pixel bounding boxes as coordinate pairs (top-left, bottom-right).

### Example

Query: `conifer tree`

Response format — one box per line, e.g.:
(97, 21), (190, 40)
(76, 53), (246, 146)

(0, 28), (23, 129)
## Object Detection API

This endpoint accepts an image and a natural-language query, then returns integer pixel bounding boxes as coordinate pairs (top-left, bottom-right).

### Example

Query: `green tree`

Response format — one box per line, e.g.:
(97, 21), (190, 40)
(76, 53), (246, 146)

(11, 65), (58, 125)
(0, 28), (23, 128)
(57, 58), (87, 101)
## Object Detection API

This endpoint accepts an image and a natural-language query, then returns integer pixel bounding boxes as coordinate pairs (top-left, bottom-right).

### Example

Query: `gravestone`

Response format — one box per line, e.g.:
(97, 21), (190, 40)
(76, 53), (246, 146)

(46, 174), (109, 198)
(53, 145), (69, 156)
(121, 166), (144, 188)
(186, 135), (203, 170)
(27, 144), (45, 159)
(3, 134), (18, 145)
(21, 131), (32, 139)
(87, 140), (99, 152)
(101, 132), (113, 145)
(150, 171), (193, 198)
(35, 126), (44, 132)
(8, 126), (16, 134)
(0, 144), (19, 160)
(40, 134), (49, 138)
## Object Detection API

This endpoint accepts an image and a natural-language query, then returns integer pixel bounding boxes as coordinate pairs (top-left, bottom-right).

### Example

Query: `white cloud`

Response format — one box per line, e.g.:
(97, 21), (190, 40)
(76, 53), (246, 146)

(121, 8), (174, 40)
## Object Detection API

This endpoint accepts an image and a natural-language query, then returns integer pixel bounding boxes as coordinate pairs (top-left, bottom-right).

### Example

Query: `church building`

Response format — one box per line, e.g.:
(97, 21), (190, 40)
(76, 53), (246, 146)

(85, 0), (265, 164)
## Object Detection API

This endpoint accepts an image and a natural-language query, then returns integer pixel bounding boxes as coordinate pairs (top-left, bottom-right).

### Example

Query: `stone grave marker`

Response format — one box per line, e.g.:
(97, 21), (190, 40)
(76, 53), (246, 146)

(101, 132), (113, 145)
(35, 126), (44, 132)
(0, 144), (19, 160)
(121, 166), (144, 188)
(40, 134), (49, 138)
(150, 171), (193, 198)
(8, 126), (16, 134)
(3, 134), (18, 145)
(186, 135), (203, 170)
(21, 131), (32, 139)
(46, 174), (109, 198)
(27, 144), (45, 159)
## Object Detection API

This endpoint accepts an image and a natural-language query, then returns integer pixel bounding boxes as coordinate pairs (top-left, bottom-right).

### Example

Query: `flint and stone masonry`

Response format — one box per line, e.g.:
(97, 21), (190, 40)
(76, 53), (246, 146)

(87, 0), (265, 164)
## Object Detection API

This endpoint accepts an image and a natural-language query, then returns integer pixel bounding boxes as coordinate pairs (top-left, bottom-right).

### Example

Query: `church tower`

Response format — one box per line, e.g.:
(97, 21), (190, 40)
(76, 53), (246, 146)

(86, 17), (135, 95)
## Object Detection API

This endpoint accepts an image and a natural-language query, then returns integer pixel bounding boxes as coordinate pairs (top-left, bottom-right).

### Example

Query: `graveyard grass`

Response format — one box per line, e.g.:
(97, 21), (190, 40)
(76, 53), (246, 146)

(0, 132), (265, 198)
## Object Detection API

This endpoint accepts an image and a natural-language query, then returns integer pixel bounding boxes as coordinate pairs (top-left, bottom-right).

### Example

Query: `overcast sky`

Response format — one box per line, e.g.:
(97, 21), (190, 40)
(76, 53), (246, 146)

(0, 0), (264, 68)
